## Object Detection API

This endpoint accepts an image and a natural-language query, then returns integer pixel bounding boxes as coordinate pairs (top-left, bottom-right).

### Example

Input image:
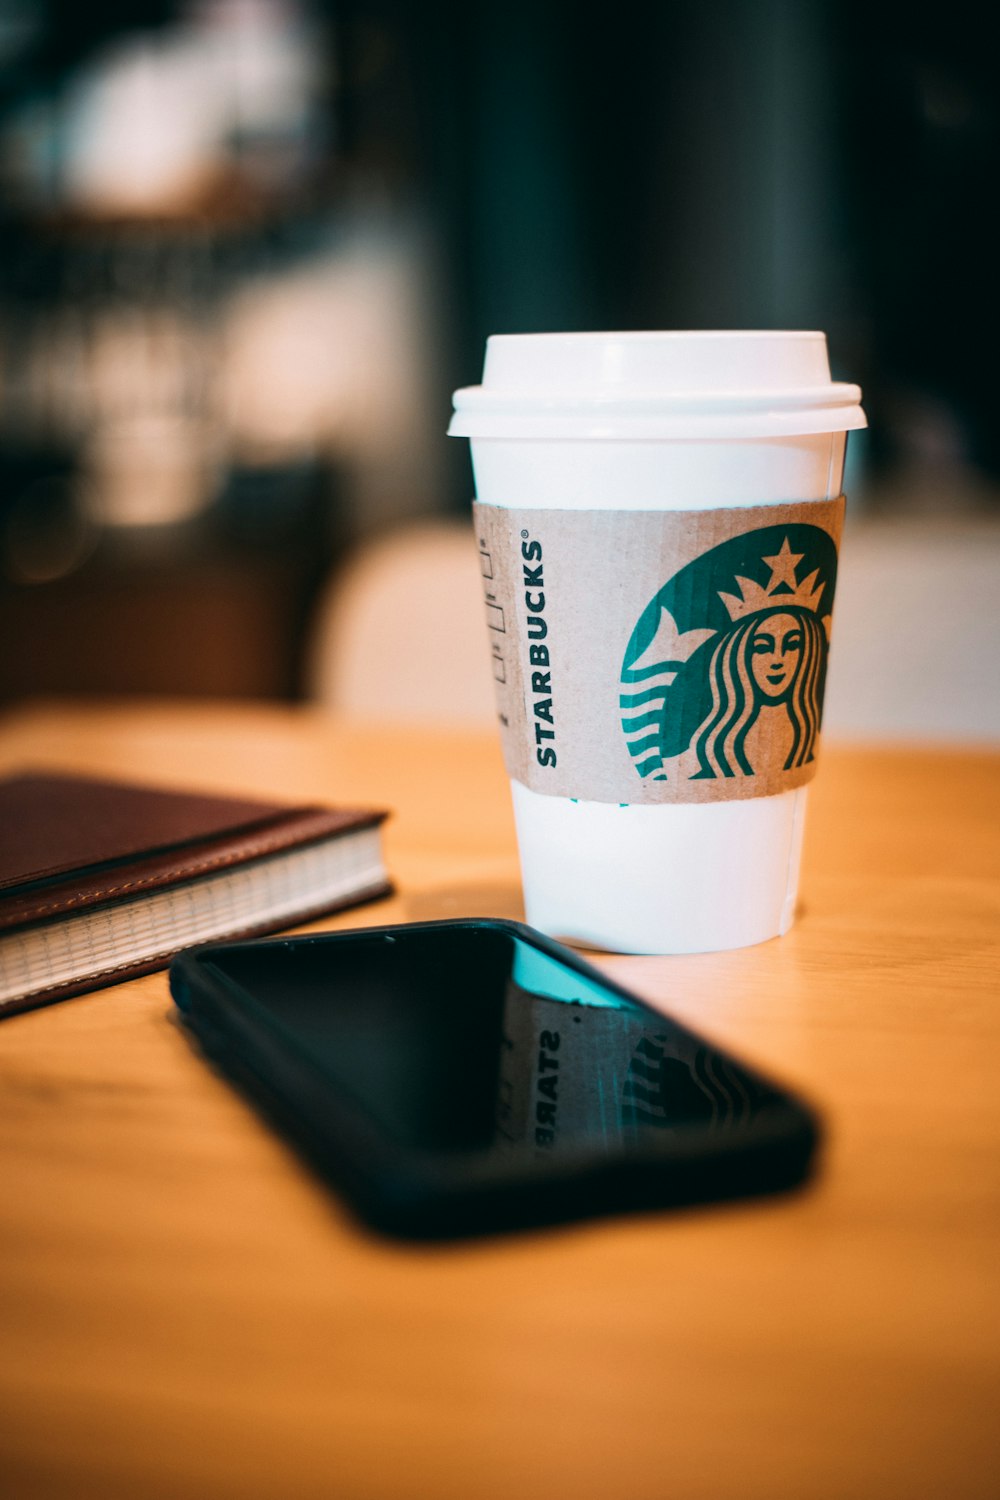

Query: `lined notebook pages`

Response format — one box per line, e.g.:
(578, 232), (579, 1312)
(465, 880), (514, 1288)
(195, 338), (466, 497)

(0, 772), (390, 1017)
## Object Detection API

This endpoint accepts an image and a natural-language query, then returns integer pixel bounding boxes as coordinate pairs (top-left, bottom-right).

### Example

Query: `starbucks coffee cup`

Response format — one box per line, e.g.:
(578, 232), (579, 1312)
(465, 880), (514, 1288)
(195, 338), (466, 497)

(449, 332), (866, 954)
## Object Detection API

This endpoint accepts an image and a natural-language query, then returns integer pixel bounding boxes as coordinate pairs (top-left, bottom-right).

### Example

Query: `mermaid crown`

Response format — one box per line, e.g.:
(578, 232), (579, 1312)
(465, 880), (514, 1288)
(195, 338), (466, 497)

(718, 537), (825, 621)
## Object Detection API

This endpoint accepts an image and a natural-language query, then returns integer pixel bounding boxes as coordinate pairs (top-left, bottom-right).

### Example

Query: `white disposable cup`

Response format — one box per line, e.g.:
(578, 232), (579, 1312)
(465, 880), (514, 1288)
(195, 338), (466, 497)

(449, 332), (865, 954)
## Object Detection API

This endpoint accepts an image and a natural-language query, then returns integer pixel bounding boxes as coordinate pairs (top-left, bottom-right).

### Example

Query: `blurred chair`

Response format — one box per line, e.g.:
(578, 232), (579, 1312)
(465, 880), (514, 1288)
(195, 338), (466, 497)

(306, 517), (498, 724)
(822, 516), (1000, 743)
(308, 513), (1000, 742)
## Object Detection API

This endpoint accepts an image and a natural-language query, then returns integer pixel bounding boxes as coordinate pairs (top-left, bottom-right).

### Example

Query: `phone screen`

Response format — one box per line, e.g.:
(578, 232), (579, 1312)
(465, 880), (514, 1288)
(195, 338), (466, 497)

(182, 924), (798, 1173)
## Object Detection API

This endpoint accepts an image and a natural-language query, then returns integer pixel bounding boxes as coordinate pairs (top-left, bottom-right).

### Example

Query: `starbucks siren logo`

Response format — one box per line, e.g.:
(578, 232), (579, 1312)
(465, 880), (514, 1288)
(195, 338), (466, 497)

(620, 524), (838, 783)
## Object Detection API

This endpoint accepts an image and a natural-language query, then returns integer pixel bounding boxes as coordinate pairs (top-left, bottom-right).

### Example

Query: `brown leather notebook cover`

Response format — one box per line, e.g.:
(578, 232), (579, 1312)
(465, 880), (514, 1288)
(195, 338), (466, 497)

(0, 772), (391, 1017)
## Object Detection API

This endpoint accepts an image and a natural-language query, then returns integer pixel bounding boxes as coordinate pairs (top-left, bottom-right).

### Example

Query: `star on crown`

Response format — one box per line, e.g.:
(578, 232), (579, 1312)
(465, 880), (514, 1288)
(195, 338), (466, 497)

(718, 537), (825, 622)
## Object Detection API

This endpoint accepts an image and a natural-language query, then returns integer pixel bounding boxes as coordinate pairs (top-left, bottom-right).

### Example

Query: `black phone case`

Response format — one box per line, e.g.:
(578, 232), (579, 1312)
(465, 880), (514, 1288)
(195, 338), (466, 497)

(169, 919), (820, 1240)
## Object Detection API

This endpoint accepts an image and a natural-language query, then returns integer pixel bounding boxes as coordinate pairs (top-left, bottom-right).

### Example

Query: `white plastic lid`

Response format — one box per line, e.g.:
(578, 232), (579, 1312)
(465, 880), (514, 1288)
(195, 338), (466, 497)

(449, 331), (866, 440)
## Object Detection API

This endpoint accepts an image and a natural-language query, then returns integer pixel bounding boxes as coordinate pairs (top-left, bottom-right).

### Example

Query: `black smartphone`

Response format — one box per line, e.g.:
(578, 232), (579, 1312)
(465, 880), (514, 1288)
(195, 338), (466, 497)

(169, 919), (820, 1240)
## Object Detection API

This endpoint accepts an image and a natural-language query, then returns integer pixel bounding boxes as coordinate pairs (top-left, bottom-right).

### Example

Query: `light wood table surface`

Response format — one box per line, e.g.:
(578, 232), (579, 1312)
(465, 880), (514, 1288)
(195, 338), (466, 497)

(1, 700), (998, 1500)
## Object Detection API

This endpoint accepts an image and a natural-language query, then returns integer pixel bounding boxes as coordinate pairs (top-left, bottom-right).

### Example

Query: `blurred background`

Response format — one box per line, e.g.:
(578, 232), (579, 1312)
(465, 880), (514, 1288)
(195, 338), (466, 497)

(1, 0), (997, 734)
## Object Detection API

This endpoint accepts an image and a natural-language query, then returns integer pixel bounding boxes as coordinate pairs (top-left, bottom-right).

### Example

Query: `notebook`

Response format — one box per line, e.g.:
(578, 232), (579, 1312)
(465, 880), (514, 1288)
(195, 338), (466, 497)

(0, 771), (391, 1017)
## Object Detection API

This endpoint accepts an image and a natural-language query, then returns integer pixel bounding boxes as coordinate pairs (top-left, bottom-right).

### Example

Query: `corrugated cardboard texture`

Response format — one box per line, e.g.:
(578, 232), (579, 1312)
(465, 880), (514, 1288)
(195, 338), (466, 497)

(474, 497), (845, 805)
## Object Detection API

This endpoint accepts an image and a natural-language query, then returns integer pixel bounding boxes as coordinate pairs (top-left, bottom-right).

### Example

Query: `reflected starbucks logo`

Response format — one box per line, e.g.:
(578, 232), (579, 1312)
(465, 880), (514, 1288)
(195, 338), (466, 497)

(620, 524), (838, 783)
(621, 1031), (768, 1130)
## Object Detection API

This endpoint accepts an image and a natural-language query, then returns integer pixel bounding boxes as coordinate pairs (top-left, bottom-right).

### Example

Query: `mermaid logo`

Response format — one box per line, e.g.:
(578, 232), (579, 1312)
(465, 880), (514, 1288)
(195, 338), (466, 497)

(620, 523), (838, 784)
(621, 1032), (768, 1132)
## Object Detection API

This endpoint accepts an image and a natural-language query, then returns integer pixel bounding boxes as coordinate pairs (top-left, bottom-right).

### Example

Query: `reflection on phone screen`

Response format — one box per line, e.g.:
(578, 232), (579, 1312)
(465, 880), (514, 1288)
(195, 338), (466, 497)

(202, 926), (779, 1163)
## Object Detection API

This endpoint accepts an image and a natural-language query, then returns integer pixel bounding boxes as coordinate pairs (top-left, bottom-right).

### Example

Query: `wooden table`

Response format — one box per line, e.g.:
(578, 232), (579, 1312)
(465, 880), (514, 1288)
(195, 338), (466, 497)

(1, 701), (998, 1500)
